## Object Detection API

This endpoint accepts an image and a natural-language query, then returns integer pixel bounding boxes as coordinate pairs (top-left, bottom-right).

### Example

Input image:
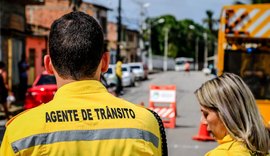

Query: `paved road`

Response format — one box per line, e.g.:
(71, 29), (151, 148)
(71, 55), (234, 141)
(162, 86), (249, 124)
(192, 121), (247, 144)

(0, 71), (217, 155)
(122, 71), (217, 156)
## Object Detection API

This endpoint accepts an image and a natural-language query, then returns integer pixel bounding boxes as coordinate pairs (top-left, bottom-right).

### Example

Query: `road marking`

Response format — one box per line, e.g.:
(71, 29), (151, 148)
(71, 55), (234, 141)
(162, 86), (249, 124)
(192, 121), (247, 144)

(171, 144), (200, 149)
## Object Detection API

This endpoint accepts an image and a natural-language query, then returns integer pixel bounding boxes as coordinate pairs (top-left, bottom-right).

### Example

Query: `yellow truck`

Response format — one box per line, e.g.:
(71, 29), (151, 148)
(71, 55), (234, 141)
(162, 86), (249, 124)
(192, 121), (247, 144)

(217, 4), (270, 125)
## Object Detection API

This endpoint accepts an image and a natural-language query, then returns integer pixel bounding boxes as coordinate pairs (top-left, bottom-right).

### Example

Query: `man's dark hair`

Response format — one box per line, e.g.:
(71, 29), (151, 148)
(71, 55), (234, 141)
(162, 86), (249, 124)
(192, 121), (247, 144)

(49, 11), (104, 80)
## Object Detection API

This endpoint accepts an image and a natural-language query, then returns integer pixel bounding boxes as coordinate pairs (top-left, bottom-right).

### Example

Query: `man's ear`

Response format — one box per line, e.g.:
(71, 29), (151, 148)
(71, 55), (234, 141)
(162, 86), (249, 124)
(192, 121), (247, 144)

(101, 52), (110, 73)
(44, 55), (54, 74)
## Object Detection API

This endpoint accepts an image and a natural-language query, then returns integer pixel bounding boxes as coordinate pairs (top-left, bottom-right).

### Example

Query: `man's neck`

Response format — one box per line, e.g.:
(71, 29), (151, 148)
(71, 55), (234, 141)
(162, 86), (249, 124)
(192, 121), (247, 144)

(56, 79), (76, 89)
(56, 76), (100, 89)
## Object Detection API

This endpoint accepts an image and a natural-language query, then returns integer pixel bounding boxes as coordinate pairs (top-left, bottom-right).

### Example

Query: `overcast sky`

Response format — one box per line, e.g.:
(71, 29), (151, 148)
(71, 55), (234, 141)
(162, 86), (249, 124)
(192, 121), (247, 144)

(85, 0), (250, 29)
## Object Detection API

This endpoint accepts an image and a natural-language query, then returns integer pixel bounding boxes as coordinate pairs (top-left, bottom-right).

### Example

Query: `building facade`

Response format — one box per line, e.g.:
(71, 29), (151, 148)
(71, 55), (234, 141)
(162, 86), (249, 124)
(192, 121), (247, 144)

(0, 0), (44, 98)
(107, 22), (139, 64)
(25, 0), (110, 84)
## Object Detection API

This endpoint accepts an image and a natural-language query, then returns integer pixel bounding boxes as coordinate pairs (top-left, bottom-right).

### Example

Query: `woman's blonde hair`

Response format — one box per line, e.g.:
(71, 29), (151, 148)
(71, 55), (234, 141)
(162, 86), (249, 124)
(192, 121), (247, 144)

(195, 73), (269, 155)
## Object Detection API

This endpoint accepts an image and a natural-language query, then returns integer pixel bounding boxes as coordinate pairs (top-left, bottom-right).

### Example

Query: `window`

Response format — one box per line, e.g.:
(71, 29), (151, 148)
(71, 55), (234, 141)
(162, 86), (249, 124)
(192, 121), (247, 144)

(29, 48), (35, 67)
(41, 49), (47, 66)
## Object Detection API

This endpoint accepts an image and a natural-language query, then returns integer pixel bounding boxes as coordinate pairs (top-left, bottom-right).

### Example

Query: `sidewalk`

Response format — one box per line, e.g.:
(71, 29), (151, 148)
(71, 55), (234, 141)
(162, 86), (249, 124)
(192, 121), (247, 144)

(0, 103), (24, 122)
(0, 102), (24, 145)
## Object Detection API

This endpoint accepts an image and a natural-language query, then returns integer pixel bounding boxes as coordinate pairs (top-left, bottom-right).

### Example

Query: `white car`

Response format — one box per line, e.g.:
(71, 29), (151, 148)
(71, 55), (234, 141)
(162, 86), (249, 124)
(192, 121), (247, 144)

(104, 64), (135, 87)
(104, 65), (117, 86)
(128, 62), (148, 80)
(122, 64), (136, 87)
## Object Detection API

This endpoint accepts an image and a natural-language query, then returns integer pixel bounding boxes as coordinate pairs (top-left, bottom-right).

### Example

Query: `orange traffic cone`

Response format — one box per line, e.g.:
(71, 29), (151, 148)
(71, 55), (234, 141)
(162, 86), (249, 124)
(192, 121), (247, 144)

(192, 120), (215, 141)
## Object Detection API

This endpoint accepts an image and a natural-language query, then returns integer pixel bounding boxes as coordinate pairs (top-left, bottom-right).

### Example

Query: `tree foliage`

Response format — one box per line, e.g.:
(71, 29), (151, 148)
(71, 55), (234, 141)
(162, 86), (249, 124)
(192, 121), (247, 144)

(144, 15), (216, 60)
(202, 10), (219, 35)
(250, 0), (270, 3)
(234, 0), (270, 4)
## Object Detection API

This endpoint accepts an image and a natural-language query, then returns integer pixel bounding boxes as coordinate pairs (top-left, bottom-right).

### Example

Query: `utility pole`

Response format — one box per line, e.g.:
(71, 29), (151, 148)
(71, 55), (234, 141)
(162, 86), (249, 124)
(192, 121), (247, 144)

(8, 38), (12, 91)
(163, 27), (169, 71)
(148, 26), (153, 71)
(116, 0), (122, 61)
(203, 32), (208, 68)
(147, 18), (165, 72)
(139, 5), (144, 62)
(133, 1), (149, 63)
(195, 37), (199, 71)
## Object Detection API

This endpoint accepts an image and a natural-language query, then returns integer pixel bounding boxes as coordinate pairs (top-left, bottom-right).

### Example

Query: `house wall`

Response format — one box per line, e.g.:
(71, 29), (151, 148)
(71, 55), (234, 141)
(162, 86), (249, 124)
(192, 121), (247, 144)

(25, 0), (109, 78)
(25, 36), (47, 84)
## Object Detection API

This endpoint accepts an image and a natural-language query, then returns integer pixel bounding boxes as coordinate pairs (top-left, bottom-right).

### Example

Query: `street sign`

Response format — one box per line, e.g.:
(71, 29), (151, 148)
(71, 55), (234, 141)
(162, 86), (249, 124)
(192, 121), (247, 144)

(150, 89), (176, 103)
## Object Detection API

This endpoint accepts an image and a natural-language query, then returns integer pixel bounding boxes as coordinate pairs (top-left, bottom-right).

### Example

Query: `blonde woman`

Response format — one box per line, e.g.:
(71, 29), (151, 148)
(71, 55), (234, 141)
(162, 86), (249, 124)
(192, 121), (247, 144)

(195, 73), (269, 156)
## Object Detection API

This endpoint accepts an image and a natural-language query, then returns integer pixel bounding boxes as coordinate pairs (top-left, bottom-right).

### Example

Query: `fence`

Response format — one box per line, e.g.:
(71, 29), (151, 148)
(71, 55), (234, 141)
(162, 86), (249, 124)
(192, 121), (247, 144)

(142, 54), (175, 71)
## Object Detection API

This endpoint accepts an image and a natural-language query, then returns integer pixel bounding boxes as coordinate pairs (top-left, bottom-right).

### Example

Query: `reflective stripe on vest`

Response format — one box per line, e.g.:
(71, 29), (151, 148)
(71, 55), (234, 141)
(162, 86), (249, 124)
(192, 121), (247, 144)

(11, 128), (159, 153)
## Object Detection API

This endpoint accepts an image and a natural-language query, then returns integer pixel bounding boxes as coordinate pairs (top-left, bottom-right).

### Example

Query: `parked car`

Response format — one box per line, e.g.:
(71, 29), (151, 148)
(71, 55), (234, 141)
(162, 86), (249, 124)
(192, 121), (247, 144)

(25, 70), (119, 110)
(104, 64), (135, 87)
(24, 72), (57, 109)
(104, 64), (117, 86)
(100, 74), (117, 96)
(129, 62), (148, 80)
(121, 64), (136, 87)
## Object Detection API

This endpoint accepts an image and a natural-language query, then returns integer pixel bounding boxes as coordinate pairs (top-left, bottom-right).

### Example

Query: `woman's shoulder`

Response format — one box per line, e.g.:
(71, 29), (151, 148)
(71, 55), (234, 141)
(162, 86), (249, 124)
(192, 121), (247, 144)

(206, 141), (251, 156)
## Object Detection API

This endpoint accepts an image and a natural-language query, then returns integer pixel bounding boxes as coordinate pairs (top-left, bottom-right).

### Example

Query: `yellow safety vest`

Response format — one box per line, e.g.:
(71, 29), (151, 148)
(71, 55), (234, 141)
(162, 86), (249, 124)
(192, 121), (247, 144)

(116, 61), (122, 78)
(0, 80), (162, 156)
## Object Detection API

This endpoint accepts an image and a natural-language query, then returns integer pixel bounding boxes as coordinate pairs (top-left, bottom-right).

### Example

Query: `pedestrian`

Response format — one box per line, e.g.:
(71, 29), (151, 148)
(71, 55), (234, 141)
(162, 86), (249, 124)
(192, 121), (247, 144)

(0, 11), (166, 156)
(195, 73), (269, 156)
(208, 64), (217, 76)
(116, 57), (123, 95)
(0, 61), (10, 120)
(184, 61), (190, 75)
(18, 54), (29, 101)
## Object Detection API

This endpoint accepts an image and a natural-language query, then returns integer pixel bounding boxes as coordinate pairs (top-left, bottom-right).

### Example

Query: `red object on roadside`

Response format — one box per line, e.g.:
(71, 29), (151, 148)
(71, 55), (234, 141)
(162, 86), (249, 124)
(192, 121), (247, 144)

(192, 120), (215, 141)
(149, 85), (177, 128)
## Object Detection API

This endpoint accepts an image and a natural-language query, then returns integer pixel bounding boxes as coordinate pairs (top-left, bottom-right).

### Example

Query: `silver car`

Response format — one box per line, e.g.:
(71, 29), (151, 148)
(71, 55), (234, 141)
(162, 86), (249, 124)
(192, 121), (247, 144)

(129, 62), (148, 80)
(104, 65), (117, 86)
(104, 64), (135, 87)
(121, 64), (136, 87)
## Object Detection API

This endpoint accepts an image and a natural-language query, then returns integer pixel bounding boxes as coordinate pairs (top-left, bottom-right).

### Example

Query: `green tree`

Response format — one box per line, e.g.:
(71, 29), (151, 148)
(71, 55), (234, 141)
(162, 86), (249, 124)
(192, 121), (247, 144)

(144, 15), (216, 63)
(147, 15), (177, 56)
(250, 0), (270, 3)
(169, 18), (209, 58)
(234, 0), (270, 4)
(202, 10), (218, 35)
(168, 43), (178, 58)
